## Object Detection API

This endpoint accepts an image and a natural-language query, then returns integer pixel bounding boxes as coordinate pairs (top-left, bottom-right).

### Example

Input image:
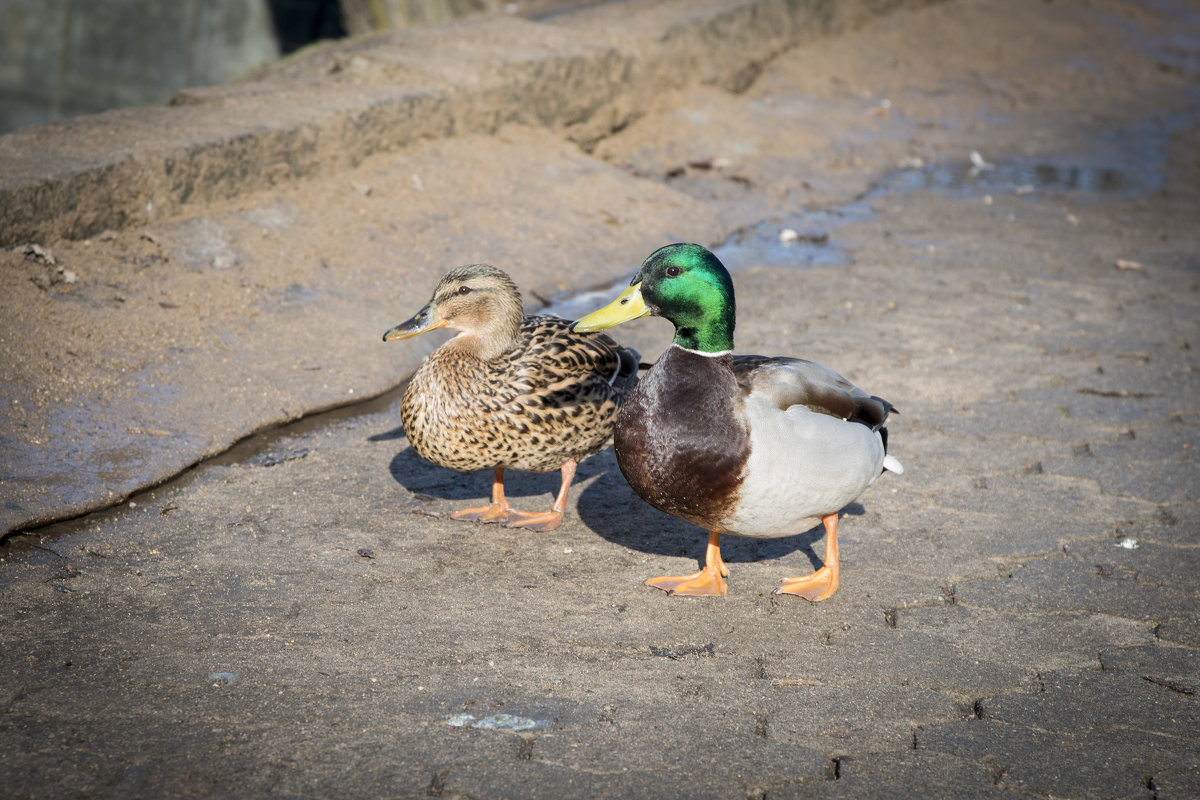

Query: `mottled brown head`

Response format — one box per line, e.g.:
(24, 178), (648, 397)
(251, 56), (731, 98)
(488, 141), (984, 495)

(383, 264), (525, 361)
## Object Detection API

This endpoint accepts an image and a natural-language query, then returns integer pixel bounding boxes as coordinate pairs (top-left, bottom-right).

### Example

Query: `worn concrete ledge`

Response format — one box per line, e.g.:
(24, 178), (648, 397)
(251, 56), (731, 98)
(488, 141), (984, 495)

(0, 0), (935, 249)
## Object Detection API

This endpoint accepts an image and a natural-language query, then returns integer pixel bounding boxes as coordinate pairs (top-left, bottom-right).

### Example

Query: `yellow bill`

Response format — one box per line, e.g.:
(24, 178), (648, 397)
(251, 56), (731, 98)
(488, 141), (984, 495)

(571, 283), (650, 332)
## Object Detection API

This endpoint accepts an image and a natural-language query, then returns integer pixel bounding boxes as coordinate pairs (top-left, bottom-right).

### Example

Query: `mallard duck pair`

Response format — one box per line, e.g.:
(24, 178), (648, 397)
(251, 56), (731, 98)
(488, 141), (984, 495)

(385, 245), (901, 599)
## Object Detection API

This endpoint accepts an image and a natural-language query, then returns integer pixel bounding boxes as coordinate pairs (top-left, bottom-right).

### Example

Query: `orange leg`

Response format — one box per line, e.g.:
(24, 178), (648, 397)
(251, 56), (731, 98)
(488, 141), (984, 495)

(776, 512), (840, 601)
(505, 459), (576, 532)
(645, 529), (729, 597)
(450, 466), (512, 524)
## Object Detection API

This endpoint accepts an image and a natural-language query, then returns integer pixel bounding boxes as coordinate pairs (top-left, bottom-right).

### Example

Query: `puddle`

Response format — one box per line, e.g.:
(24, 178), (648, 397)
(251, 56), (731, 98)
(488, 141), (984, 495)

(712, 211), (863, 270)
(876, 160), (1133, 196)
(877, 101), (1200, 200)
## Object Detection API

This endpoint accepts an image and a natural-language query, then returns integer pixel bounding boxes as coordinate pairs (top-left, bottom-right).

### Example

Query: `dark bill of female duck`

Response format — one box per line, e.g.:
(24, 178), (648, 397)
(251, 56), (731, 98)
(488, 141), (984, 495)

(382, 301), (448, 341)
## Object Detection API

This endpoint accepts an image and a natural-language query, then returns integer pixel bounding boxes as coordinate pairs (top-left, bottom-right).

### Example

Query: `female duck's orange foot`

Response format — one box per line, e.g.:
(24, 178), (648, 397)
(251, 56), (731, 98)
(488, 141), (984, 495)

(451, 466), (512, 524)
(776, 565), (839, 601)
(504, 509), (564, 532)
(450, 502), (511, 524)
(645, 566), (728, 597)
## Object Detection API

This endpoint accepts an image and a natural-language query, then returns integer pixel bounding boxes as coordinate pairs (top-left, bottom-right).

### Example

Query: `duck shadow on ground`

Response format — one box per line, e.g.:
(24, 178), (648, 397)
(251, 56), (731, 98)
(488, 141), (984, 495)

(372, 423), (607, 515)
(574, 449), (865, 571)
(374, 417), (862, 572)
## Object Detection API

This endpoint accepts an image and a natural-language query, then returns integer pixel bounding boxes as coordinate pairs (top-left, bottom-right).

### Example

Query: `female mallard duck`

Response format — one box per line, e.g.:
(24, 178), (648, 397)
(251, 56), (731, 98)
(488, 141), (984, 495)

(383, 264), (639, 532)
(572, 243), (902, 599)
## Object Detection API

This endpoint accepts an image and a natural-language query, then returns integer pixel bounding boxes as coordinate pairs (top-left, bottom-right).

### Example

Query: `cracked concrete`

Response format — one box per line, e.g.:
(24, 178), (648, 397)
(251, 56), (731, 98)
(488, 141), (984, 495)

(1, 0), (1198, 797)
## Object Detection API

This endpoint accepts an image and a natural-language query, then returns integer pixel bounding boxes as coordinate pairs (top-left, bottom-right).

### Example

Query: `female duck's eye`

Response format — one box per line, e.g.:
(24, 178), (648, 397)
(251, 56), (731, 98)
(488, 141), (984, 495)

(457, 286), (471, 295)
(665, 265), (682, 277)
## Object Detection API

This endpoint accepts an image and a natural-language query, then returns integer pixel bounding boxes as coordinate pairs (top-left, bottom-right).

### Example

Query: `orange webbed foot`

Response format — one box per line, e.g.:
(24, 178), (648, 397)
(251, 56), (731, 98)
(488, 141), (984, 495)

(504, 509), (564, 532)
(450, 466), (513, 524)
(775, 512), (841, 601)
(501, 459), (575, 532)
(775, 565), (838, 601)
(450, 502), (511, 524)
(645, 530), (729, 597)
(645, 566), (728, 597)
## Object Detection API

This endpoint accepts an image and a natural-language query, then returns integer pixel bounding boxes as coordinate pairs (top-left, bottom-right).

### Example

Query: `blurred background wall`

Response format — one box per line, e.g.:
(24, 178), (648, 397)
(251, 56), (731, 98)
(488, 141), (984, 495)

(0, 0), (282, 134)
(0, 0), (586, 135)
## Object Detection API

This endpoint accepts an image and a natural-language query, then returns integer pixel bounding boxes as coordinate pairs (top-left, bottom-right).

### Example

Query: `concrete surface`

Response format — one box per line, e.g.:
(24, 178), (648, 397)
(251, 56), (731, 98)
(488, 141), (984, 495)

(2, 0), (1199, 797)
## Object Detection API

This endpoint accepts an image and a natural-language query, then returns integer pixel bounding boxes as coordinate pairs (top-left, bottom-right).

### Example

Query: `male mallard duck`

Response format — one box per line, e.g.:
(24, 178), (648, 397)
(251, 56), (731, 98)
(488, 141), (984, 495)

(383, 264), (639, 531)
(572, 243), (902, 598)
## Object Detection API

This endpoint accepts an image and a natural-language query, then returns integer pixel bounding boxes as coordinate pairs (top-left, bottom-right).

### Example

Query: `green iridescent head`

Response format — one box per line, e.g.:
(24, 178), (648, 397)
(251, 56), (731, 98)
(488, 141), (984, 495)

(572, 243), (736, 353)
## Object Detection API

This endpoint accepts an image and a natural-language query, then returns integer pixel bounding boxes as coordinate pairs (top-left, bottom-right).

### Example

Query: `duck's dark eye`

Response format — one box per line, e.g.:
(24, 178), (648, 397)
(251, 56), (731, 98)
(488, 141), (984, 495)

(665, 265), (682, 277)
(457, 286), (471, 295)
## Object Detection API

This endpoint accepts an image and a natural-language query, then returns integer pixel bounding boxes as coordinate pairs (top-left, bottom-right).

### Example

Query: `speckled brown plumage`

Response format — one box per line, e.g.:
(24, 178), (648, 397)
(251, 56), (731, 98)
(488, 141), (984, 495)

(383, 264), (639, 530)
(401, 313), (636, 474)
